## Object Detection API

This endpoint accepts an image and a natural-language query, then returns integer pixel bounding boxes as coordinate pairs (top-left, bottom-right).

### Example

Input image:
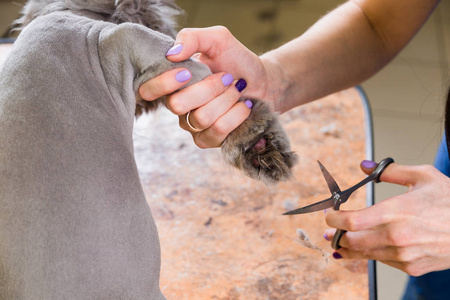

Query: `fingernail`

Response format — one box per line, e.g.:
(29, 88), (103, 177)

(362, 160), (377, 169)
(245, 99), (253, 109)
(235, 79), (247, 92)
(175, 70), (191, 82)
(333, 252), (343, 259)
(324, 209), (327, 214)
(166, 44), (183, 56)
(323, 233), (330, 241)
(221, 73), (233, 86)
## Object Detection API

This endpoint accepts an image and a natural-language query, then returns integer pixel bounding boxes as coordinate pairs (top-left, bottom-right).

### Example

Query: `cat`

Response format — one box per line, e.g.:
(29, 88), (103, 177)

(0, 0), (297, 298)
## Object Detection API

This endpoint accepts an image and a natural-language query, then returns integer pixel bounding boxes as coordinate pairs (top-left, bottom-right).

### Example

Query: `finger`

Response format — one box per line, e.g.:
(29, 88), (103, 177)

(192, 101), (252, 148)
(166, 26), (234, 62)
(331, 227), (430, 265)
(332, 248), (432, 277)
(382, 258), (435, 277)
(361, 246), (421, 263)
(330, 251), (422, 276)
(325, 226), (390, 252)
(330, 247), (396, 261)
(333, 226), (396, 251)
(331, 246), (393, 260)
(166, 72), (234, 116)
(325, 228), (383, 251)
(325, 204), (390, 232)
(183, 110), (203, 133)
(361, 161), (428, 187)
(379, 260), (418, 276)
(185, 79), (248, 131)
(336, 245), (424, 269)
(139, 68), (191, 101)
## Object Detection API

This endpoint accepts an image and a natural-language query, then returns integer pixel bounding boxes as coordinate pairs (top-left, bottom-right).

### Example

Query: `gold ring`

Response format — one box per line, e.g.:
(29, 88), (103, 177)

(186, 111), (202, 132)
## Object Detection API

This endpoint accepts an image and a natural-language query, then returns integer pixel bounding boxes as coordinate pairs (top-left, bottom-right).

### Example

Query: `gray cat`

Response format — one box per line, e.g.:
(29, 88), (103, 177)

(0, 0), (297, 298)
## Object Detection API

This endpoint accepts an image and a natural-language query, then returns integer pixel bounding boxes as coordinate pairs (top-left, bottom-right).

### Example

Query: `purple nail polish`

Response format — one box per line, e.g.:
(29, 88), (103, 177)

(166, 44), (183, 56)
(235, 79), (247, 92)
(245, 100), (253, 109)
(175, 70), (191, 83)
(221, 73), (233, 86)
(361, 160), (377, 169)
(323, 233), (330, 241)
(333, 252), (343, 259)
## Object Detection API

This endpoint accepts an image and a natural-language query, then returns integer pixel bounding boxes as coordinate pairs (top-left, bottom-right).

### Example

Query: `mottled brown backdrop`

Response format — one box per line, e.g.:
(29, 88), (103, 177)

(134, 88), (369, 299)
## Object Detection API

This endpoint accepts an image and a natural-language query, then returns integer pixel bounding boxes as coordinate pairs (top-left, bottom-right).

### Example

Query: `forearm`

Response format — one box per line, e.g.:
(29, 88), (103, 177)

(261, 0), (440, 113)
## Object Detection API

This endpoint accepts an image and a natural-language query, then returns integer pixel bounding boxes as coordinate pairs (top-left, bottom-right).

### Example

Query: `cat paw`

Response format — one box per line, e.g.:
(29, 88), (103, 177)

(221, 100), (298, 184)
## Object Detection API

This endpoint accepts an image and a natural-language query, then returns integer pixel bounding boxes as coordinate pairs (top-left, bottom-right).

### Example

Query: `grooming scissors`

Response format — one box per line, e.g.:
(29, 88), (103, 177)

(283, 157), (394, 250)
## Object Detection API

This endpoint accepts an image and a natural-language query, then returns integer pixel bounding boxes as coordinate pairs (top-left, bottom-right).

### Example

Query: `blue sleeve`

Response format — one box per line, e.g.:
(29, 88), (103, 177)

(434, 135), (450, 177)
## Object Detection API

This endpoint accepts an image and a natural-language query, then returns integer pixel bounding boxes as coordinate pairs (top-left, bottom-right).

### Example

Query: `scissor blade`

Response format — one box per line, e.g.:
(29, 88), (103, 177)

(318, 160), (341, 194)
(283, 196), (335, 215)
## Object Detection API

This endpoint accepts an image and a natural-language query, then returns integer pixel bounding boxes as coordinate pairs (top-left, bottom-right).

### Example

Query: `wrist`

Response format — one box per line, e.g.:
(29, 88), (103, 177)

(259, 53), (292, 114)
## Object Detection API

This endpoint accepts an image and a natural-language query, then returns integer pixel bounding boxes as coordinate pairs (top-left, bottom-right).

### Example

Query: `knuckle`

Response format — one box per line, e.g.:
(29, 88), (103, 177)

(394, 248), (415, 262)
(138, 85), (156, 101)
(362, 249), (375, 260)
(342, 216), (360, 232)
(378, 211), (393, 225)
(418, 164), (434, 172)
(416, 164), (438, 179)
(385, 229), (400, 246)
(193, 137), (208, 149)
(204, 74), (227, 96)
(139, 76), (172, 101)
(211, 25), (230, 36)
(178, 116), (188, 131)
(213, 77), (228, 94)
(403, 263), (423, 277)
(193, 110), (212, 129)
(177, 27), (193, 39)
(156, 79), (171, 94)
(177, 27), (189, 35)
(166, 96), (185, 115)
(212, 119), (229, 136)
(385, 226), (410, 248)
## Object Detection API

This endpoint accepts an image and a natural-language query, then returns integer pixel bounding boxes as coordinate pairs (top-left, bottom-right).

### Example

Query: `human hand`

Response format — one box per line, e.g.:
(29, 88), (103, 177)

(139, 26), (274, 148)
(167, 70), (253, 149)
(139, 66), (252, 148)
(323, 160), (450, 276)
(164, 26), (270, 101)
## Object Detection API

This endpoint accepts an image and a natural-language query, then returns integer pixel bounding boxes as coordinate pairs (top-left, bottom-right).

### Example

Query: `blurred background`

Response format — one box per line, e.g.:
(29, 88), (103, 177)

(1, 0), (449, 299)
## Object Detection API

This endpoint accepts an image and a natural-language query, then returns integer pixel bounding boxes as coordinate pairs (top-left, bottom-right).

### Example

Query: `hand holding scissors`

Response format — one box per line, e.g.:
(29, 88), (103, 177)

(284, 157), (394, 250)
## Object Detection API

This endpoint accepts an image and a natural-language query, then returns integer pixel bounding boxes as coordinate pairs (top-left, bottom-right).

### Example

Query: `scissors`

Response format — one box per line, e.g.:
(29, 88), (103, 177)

(283, 157), (394, 250)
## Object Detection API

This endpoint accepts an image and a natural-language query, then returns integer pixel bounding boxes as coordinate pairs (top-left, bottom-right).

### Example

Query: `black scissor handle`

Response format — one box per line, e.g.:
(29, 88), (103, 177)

(332, 157), (395, 250)
(372, 157), (395, 183)
(332, 229), (346, 250)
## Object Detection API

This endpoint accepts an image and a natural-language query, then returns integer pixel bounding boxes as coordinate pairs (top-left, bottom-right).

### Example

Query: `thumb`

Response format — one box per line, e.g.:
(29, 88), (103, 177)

(360, 160), (423, 187)
(166, 26), (233, 62)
